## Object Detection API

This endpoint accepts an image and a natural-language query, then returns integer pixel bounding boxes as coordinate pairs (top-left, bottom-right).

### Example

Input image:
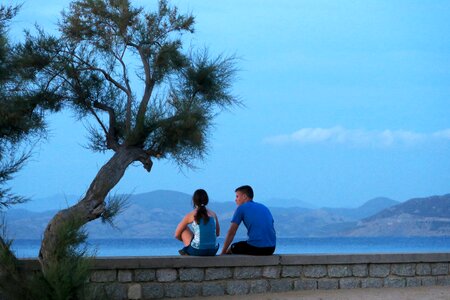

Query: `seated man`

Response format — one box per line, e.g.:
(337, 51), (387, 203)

(221, 185), (276, 255)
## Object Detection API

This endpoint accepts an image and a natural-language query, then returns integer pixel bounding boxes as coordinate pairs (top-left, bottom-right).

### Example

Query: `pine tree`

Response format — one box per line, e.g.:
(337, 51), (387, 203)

(34, 0), (238, 274)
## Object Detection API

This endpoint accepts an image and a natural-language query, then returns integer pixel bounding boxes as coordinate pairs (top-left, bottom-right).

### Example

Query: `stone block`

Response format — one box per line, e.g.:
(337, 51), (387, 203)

(184, 283), (202, 297)
(103, 282), (127, 300)
(164, 283), (184, 298)
(391, 264), (415, 277)
(205, 267), (232, 280)
(303, 265), (327, 278)
(156, 269), (177, 282)
(226, 280), (249, 295)
(179, 268), (204, 282)
(234, 267), (262, 279)
(128, 284), (142, 300)
(384, 277), (405, 288)
(416, 263), (431, 276)
(369, 264), (390, 278)
(361, 278), (383, 288)
(263, 266), (281, 278)
(249, 279), (269, 294)
(328, 265), (352, 278)
(437, 276), (450, 286)
(318, 279), (339, 290)
(421, 276), (437, 286)
(91, 270), (116, 282)
(352, 264), (368, 277)
(294, 279), (317, 290)
(269, 279), (293, 292)
(142, 283), (164, 299)
(135, 269), (155, 282)
(406, 277), (421, 287)
(432, 263), (449, 275)
(281, 265), (302, 278)
(118, 270), (132, 282)
(203, 282), (226, 297)
(339, 278), (360, 289)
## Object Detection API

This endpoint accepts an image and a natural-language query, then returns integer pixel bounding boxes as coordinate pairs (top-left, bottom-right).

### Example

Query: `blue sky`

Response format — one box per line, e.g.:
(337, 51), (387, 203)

(7, 0), (450, 208)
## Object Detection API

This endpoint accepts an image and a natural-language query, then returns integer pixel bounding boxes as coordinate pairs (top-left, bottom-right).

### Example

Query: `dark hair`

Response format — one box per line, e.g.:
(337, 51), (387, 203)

(193, 189), (210, 224)
(235, 185), (254, 199)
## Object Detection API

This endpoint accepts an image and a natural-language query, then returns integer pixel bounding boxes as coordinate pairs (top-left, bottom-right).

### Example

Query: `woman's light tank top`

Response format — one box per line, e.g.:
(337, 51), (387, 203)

(190, 217), (217, 250)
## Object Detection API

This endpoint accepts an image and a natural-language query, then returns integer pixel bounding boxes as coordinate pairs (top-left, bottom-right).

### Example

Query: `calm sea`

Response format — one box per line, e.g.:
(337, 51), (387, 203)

(11, 236), (450, 258)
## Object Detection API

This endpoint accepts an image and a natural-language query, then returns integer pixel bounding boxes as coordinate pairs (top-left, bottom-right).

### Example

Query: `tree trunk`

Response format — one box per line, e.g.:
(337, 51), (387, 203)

(38, 146), (149, 274)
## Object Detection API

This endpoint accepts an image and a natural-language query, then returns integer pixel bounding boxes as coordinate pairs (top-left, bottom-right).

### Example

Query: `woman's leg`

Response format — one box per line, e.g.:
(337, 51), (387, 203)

(181, 227), (193, 246)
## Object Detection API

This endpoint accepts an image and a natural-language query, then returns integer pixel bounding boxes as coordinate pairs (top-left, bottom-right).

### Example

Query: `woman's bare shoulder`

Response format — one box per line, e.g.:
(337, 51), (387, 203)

(184, 210), (196, 220)
(207, 208), (217, 217)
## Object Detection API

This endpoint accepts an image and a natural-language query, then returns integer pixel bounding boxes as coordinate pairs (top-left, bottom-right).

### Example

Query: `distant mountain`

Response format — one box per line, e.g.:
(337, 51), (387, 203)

(345, 194), (450, 236)
(130, 190), (192, 210)
(322, 197), (399, 220)
(4, 191), (449, 239)
(364, 194), (450, 220)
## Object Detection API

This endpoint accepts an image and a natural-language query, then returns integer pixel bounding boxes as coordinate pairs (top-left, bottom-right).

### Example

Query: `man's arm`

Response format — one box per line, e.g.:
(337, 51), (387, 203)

(221, 222), (239, 254)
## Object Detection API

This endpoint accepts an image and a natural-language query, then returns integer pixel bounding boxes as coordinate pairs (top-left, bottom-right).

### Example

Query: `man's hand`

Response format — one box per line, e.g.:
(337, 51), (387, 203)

(220, 222), (239, 254)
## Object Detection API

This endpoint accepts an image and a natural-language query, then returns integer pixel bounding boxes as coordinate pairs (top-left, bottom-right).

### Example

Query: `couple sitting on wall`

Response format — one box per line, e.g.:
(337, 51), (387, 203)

(174, 185), (276, 256)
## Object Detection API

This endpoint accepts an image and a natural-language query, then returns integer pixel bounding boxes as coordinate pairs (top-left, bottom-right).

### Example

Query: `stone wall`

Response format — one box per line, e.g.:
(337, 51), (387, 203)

(19, 253), (450, 299)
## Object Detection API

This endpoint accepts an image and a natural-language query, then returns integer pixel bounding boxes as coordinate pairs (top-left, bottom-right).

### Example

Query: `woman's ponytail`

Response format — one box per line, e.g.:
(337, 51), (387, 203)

(193, 189), (210, 224)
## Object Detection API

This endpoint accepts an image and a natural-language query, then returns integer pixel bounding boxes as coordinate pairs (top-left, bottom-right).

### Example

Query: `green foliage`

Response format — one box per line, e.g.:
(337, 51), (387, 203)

(0, 214), (99, 300)
(0, 149), (28, 209)
(0, 217), (30, 299)
(38, 0), (238, 168)
(0, 4), (64, 208)
(101, 192), (130, 226)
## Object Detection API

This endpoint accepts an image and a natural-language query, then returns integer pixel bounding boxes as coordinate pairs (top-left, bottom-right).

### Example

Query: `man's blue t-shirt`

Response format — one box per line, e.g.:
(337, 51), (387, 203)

(231, 201), (276, 248)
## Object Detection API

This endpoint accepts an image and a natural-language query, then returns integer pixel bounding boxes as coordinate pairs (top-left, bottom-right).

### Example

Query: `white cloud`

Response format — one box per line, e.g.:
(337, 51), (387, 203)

(263, 126), (450, 147)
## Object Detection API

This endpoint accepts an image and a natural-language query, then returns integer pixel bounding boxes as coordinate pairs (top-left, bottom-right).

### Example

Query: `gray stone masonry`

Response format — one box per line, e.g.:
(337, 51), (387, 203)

(328, 264), (352, 277)
(156, 268), (177, 282)
(263, 266), (281, 278)
(118, 270), (133, 282)
(391, 263), (416, 277)
(226, 280), (249, 295)
(352, 264), (368, 277)
(205, 267), (232, 280)
(234, 266), (262, 279)
(432, 263), (449, 275)
(369, 263), (390, 277)
(127, 284), (141, 300)
(269, 278), (294, 293)
(249, 279), (269, 293)
(281, 265), (301, 278)
(17, 253), (450, 299)
(179, 267), (204, 282)
(303, 265), (327, 278)
(416, 263), (432, 275)
(340, 277), (361, 289)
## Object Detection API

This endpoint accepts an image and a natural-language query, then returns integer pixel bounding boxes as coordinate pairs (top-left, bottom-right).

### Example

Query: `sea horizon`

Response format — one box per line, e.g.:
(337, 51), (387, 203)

(11, 236), (450, 259)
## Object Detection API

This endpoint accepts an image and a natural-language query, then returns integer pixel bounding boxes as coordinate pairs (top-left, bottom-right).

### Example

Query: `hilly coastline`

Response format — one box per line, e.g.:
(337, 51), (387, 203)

(3, 191), (450, 239)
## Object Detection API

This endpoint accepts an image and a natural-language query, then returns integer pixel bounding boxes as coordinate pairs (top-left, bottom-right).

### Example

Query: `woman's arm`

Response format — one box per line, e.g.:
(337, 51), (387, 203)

(214, 213), (220, 237)
(174, 212), (193, 240)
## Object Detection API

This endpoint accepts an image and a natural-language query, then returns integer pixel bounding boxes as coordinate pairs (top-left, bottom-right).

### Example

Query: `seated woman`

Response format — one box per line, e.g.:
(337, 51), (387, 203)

(174, 189), (220, 256)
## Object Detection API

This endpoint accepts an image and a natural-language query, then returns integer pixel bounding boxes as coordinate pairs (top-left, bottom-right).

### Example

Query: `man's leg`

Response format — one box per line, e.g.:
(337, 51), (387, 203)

(230, 241), (275, 255)
(230, 241), (251, 254)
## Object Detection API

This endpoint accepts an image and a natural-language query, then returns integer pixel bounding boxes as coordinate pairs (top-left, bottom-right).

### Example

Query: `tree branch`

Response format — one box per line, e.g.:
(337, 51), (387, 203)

(114, 45), (133, 134)
(135, 46), (154, 124)
(93, 101), (120, 150)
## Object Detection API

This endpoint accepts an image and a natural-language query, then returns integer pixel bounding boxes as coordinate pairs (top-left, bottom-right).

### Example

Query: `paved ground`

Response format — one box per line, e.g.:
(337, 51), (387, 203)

(201, 286), (450, 300)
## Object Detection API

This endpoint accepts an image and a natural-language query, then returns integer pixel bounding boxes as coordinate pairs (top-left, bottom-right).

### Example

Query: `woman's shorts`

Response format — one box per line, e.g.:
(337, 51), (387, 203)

(180, 243), (219, 256)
